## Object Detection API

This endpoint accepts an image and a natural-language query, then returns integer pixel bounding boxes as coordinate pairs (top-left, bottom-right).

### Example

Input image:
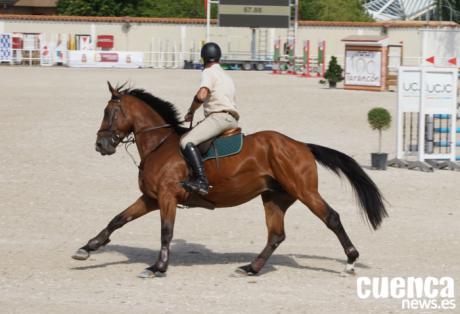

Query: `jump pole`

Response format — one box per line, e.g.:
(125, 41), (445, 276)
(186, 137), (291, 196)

(272, 38), (282, 75)
(299, 40), (311, 77)
(318, 40), (326, 77)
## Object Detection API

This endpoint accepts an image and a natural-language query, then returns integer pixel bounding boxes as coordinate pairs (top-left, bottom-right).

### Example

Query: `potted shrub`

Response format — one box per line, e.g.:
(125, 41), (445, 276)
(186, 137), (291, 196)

(323, 56), (344, 88)
(368, 107), (392, 170)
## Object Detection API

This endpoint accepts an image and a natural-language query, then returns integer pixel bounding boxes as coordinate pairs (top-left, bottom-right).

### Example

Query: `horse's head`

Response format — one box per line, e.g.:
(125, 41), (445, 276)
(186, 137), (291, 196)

(95, 82), (133, 155)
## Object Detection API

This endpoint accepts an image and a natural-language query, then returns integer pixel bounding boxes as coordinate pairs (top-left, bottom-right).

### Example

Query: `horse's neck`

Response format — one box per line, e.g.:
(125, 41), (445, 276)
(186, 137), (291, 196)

(128, 97), (181, 161)
(134, 129), (176, 161)
(131, 109), (174, 160)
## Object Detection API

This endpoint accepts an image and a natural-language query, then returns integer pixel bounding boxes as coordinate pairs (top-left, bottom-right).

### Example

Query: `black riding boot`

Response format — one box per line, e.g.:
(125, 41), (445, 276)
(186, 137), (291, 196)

(181, 143), (209, 195)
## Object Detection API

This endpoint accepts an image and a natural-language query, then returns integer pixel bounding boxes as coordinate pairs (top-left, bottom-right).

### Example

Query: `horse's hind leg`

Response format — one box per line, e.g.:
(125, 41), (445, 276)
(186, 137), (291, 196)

(299, 191), (359, 272)
(238, 191), (295, 275)
(72, 195), (158, 260)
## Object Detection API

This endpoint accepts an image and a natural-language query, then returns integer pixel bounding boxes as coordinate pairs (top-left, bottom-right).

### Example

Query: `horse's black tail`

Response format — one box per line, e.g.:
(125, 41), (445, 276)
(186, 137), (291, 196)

(307, 143), (388, 230)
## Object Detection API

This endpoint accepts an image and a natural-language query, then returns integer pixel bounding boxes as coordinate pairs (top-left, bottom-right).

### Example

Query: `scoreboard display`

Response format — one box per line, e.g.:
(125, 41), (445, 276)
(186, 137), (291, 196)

(218, 0), (290, 28)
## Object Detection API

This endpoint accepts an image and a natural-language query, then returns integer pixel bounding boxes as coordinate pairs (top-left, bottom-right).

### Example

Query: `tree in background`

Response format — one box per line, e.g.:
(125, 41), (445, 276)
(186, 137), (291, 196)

(57, 0), (209, 18)
(57, 0), (143, 16)
(300, 0), (373, 21)
(298, 0), (323, 20)
(140, 0), (208, 18)
(58, 0), (371, 21)
(434, 0), (460, 23)
(323, 56), (344, 88)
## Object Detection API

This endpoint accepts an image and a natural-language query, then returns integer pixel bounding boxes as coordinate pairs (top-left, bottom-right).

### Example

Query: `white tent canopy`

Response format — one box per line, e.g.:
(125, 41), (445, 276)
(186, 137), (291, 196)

(364, 0), (436, 21)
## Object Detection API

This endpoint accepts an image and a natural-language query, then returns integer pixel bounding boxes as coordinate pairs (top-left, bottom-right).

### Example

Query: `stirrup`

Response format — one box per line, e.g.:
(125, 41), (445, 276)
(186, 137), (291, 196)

(181, 178), (209, 195)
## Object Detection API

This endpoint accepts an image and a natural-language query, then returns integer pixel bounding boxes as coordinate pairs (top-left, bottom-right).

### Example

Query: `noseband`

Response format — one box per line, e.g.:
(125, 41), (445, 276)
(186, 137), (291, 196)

(97, 98), (129, 144)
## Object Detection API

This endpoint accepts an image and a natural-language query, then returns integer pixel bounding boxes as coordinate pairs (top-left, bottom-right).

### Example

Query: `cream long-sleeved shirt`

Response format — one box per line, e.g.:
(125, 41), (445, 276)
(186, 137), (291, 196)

(199, 63), (239, 119)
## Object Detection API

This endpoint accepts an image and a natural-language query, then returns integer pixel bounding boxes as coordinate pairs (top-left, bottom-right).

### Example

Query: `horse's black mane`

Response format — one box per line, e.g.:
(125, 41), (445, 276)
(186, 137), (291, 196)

(121, 88), (189, 135)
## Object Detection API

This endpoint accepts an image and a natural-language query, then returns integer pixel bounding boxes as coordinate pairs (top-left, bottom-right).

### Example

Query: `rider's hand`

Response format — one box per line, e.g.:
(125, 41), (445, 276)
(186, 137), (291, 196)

(184, 112), (193, 122)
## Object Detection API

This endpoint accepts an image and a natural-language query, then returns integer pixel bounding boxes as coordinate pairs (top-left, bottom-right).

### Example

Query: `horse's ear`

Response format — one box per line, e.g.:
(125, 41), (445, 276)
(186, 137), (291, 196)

(107, 81), (116, 95)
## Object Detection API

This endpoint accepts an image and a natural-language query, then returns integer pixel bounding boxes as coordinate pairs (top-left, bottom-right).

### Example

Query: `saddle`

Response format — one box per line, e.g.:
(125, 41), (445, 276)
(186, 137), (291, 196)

(197, 127), (244, 161)
(197, 127), (242, 154)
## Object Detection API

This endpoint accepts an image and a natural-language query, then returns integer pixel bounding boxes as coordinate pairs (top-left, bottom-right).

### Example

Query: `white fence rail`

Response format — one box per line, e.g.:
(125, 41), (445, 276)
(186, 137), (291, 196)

(1, 49), (453, 71)
(0, 49), (202, 68)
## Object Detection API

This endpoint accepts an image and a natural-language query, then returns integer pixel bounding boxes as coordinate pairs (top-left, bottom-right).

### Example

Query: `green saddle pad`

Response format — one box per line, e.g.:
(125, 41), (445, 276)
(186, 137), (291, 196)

(202, 133), (244, 161)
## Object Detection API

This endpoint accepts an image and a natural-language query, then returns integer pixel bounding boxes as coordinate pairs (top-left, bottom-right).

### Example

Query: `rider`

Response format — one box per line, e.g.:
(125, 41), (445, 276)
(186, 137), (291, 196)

(180, 42), (239, 195)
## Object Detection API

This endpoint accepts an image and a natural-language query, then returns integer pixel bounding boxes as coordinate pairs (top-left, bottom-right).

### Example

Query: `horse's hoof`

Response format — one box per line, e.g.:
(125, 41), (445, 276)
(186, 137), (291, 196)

(345, 262), (356, 274)
(138, 269), (156, 279)
(235, 264), (258, 276)
(72, 249), (90, 260)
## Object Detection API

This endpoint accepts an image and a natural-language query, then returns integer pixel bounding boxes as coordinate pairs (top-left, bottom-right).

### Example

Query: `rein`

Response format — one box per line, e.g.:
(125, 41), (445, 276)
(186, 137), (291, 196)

(123, 123), (173, 169)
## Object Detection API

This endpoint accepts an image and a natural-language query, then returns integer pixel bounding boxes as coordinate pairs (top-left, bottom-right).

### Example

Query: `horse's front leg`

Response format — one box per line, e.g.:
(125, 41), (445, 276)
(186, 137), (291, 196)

(72, 195), (158, 260)
(138, 193), (177, 278)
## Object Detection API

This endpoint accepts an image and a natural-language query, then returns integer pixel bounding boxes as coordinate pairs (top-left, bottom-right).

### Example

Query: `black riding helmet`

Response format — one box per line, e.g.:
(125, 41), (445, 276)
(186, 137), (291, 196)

(201, 42), (221, 64)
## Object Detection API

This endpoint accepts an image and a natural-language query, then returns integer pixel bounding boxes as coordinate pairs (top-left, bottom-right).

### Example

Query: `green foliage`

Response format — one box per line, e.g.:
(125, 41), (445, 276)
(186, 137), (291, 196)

(434, 0), (460, 23)
(367, 107), (391, 131)
(57, 0), (371, 20)
(57, 0), (211, 18)
(324, 56), (344, 84)
(139, 0), (211, 18)
(299, 0), (323, 20)
(57, 0), (142, 16)
(300, 0), (373, 22)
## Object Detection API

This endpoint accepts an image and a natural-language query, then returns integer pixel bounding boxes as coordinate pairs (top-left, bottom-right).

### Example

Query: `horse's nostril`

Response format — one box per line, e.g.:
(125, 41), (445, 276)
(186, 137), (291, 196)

(95, 141), (103, 152)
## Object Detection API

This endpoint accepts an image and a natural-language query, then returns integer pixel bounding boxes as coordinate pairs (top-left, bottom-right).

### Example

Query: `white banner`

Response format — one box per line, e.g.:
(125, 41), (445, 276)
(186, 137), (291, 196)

(398, 68), (422, 113)
(345, 50), (382, 87)
(67, 51), (143, 68)
(39, 34), (68, 66)
(421, 29), (460, 67)
(54, 34), (68, 64)
(23, 34), (39, 50)
(76, 35), (92, 50)
(396, 66), (458, 162)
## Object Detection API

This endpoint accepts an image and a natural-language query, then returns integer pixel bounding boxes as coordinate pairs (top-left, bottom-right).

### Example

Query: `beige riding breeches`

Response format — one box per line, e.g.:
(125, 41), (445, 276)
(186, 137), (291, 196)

(180, 112), (238, 149)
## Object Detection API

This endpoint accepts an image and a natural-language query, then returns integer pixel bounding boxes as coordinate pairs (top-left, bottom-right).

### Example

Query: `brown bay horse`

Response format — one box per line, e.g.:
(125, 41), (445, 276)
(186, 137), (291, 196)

(72, 82), (388, 278)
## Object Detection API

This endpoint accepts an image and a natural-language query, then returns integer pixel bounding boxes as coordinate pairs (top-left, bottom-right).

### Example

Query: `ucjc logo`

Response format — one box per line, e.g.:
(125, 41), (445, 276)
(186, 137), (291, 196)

(403, 82), (420, 92)
(426, 83), (453, 93)
(403, 82), (453, 93)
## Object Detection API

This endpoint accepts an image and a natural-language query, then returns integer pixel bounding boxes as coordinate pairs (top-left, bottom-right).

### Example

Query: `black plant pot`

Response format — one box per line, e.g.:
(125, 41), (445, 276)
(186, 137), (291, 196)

(328, 81), (337, 88)
(183, 60), (194, 69)
(371, 153), (388, 170)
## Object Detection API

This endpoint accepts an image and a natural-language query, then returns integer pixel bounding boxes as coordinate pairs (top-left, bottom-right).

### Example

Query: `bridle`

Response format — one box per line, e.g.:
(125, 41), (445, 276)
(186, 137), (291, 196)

(97, 97), (129, 144)
(97, 96), (174, 168)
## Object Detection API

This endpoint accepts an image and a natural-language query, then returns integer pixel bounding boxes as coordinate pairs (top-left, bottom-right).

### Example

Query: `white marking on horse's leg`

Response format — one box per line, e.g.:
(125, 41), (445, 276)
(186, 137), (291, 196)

(138, 269), (156, 278)
(345, 260), (356, 273)
(72, 248), (90, 260)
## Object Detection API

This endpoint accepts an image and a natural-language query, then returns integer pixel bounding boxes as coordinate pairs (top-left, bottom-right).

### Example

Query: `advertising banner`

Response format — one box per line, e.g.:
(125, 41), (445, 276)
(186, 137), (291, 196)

(39, 33), (68, 66)
(345, 50), (382, 87)
(396, 67), (458, 162)
(76, 35), (92, 50)
(97, 35), (114, 49)
(67, 51), (143, 68)
(0, 33), (12, 63)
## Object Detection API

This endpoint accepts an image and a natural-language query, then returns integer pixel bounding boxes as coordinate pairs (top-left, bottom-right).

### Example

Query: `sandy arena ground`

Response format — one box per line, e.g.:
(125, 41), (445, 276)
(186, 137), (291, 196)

(0, 67), (459, 314)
